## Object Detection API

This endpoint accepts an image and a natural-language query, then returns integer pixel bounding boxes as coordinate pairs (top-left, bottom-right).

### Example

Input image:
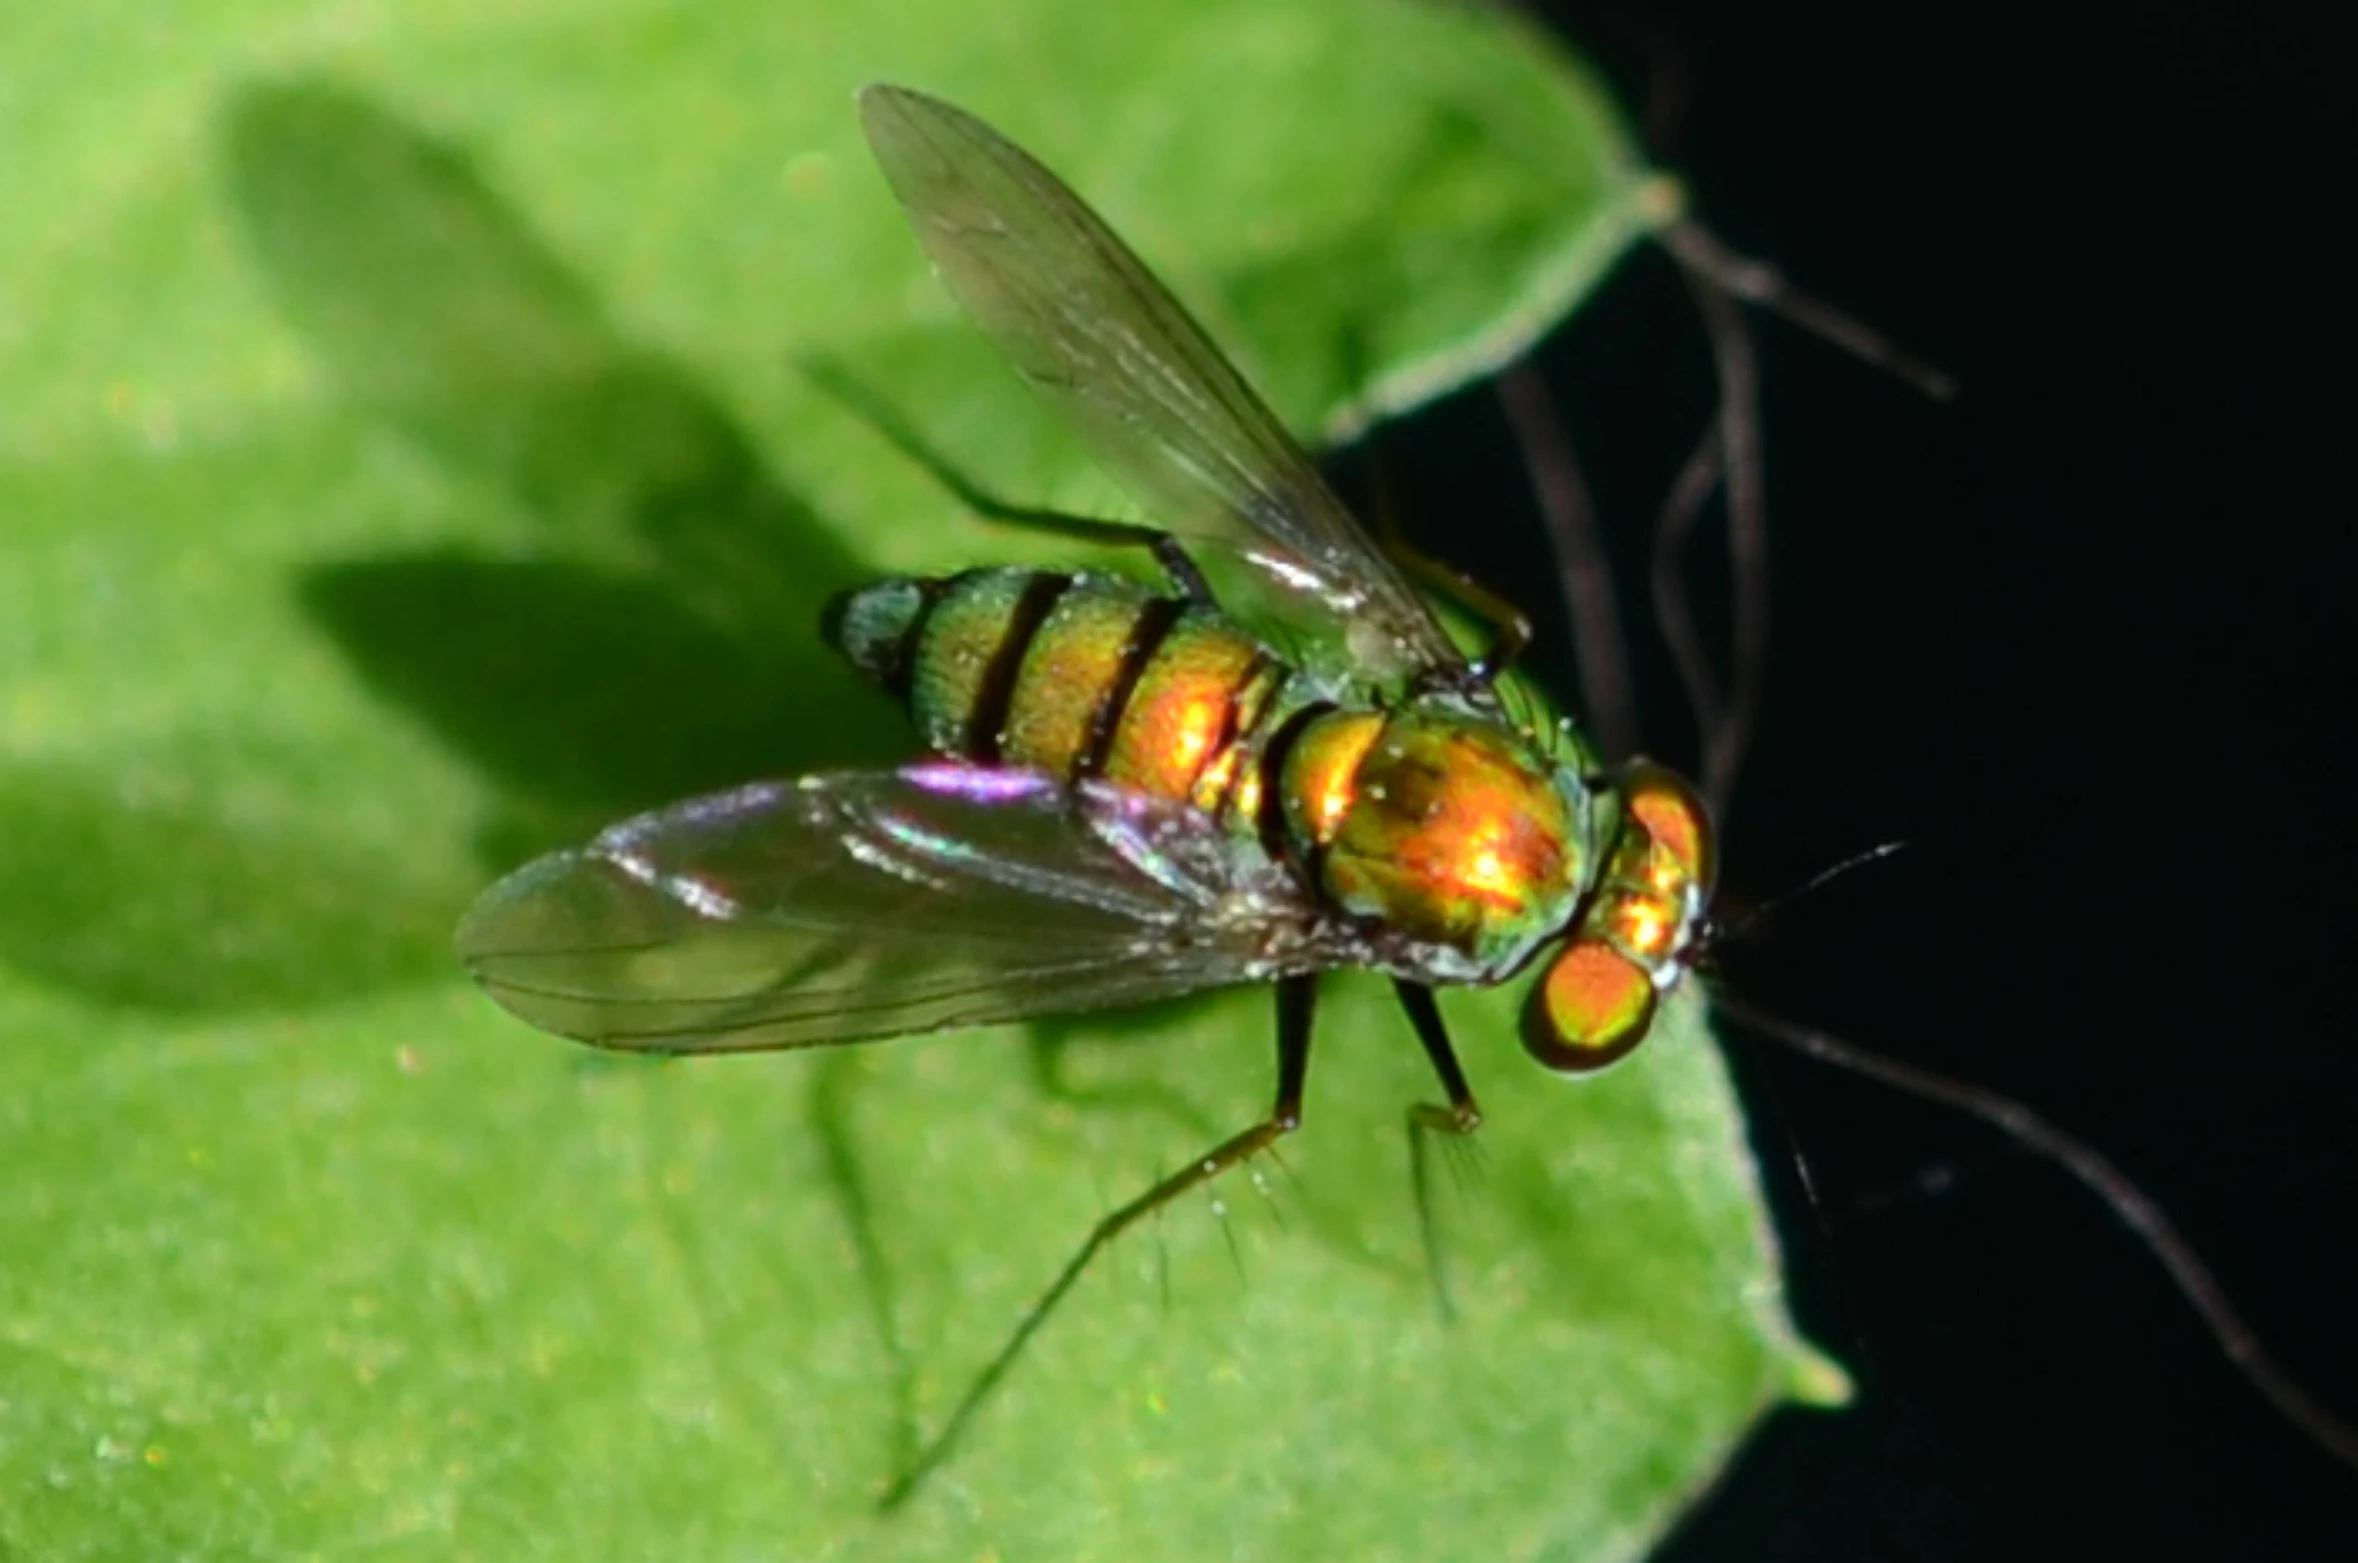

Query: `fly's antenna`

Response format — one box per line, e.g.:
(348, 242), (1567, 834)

(1708, 986), (2358, 1473)
(1702, 839), (1909, 949)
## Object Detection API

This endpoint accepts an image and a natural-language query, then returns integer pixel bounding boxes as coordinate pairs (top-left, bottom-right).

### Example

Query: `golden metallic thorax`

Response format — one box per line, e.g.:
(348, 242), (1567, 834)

(1285, 706), (1590, 977)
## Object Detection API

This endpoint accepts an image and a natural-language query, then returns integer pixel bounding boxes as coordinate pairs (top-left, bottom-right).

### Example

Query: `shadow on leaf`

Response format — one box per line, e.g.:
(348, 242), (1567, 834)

(0, 755), (460, 1012)
(219, 77), (896, 828)
(299, 552), (885, 825)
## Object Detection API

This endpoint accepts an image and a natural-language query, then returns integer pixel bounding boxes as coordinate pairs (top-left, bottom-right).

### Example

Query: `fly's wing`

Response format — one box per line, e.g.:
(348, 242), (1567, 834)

(456, 762), (1338, 1052)
(857, 82), (1468, 695)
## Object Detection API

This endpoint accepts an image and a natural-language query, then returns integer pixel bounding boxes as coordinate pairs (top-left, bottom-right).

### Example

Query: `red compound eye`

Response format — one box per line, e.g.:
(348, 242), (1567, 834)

(1522, 938), (1655, 1074)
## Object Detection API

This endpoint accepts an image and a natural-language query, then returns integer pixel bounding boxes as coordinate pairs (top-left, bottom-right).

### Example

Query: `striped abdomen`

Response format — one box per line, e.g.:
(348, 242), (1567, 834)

(829, 565), (1594, 975)
(826, 567), (1303, 823)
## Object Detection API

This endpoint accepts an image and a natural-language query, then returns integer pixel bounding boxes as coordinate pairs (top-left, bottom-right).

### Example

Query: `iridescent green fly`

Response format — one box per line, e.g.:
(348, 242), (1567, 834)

(459, 82), (1717, 1492)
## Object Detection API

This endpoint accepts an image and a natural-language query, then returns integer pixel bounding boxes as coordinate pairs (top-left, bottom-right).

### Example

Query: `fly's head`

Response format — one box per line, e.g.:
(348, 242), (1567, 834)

(1522, 760), (1717, 1073)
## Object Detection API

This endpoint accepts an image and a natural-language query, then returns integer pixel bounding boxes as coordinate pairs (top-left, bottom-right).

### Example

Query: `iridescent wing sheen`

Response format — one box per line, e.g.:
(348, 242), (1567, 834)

(857, 83), (1468, 695)
(457, 762), (1348, 1053)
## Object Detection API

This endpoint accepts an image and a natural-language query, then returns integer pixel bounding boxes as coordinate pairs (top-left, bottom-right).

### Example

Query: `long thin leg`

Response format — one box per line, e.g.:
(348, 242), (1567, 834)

(1385, 540), (1533, 686)
(941, 498), (1214, 606)
(1337, 379), (1532, 687)
(1393, 981), (1484, 1323)
(880, 975), (1318, 1510)
(1642, 223), (1955, 819)
(1658, 222), (1958, 401)
(1679, 258), (1766, 820)
(800, 351), (1214, 601)
(1497, 362), (1639, 760)
(1648, 426), (1728, 784)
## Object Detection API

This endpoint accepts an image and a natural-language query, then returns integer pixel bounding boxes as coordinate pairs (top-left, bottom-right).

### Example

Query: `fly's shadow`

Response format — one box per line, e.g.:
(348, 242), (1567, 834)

(220, 80), (900, 859)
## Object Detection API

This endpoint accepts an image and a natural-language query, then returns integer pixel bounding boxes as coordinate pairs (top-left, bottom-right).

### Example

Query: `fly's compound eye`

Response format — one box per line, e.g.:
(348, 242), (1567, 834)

(1521, 760), (1716, 1076)
(1522, 939), (1654, 1072)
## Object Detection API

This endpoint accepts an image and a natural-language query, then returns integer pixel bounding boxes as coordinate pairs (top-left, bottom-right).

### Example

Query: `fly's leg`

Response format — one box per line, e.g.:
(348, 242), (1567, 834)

(1393, 980), (1484, 1324)
(961, 507), (1214, 607)
(1657, 249), (1764, 818)
(879, 975), (1317, 1511)
(1387, 544), (1533, 688)
(1356, 448), (1532, 686)
(1334, 378), (1533, 689)
(1495, 362), (1639, 761)
(799, 353), (1215, 605)
(1491, 225), (1954, 813)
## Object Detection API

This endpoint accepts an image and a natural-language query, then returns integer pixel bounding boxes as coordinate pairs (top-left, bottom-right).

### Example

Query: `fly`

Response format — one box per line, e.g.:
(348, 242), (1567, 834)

(457, 83), (1716, 1500)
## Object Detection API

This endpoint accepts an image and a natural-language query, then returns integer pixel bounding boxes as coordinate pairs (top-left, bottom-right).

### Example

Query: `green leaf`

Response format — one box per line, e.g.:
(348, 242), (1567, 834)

(0, 1), (1833, 1557)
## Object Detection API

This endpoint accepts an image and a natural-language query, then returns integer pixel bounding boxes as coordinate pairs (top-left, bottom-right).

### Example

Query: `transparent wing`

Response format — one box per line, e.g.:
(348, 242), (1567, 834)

(858, 82), (1467, 693)
(457, 762), (1341, 1053)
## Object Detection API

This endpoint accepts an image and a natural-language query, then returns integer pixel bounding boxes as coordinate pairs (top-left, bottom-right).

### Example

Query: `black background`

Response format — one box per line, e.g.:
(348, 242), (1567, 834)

(1368, 4), (2357, 1558)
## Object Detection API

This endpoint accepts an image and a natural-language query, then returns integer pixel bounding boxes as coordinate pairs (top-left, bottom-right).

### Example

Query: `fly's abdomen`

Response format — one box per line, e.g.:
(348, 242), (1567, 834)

(828, 567), (1296, 812)
(1100, 614), (1289, 810)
